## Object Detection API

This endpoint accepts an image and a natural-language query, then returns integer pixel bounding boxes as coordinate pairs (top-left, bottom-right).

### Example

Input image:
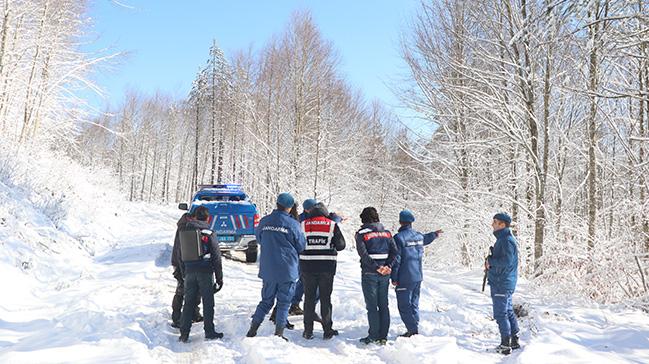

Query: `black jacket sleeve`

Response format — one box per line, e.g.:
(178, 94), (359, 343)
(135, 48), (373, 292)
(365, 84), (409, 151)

(171, 228), (182, 268)
(209, 234), (224, 283)
(332, 224), (346, 251)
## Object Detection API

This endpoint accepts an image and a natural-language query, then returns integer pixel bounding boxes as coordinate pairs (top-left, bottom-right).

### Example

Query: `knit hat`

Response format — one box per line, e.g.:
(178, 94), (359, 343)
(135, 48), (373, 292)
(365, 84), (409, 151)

(277, 193), (295, 209)
(493, 212), (512, 224)
(302, 198), (317, 211)
(399, 210), (415, 223)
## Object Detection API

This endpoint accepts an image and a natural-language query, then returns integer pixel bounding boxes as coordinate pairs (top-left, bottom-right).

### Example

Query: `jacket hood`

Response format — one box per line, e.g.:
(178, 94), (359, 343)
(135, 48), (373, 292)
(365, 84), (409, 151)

(177, 213), (192, 227)
(186, 219), (210, 230)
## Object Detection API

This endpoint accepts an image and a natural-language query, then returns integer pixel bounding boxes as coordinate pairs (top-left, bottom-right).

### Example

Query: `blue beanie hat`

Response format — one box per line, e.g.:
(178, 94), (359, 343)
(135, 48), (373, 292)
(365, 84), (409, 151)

(302, 198), (317, 211)
(493, 212), (512, 224)
(399, 210), (415, 223)
(277, 192), (295, 209)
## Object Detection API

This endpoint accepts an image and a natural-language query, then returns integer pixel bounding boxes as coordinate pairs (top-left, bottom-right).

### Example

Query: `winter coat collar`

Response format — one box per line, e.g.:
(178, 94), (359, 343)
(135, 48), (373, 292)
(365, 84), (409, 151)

(493, 227), (511, 239)
(361, 222), (385, 231)
(271, 209), (290, 217)
(186, 219), (210, 230)
(398, 224), (413, 233)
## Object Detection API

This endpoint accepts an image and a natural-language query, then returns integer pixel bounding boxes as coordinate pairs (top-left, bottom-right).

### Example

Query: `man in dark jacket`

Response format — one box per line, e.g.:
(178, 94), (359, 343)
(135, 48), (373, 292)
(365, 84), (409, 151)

(178, 206), (224, 343)
(300, 202), (346, 340)
(486, 212), (520, 355)
(246, 193), (306, 341)
(355, 207), (398, 345)
(391, 210), (442, 337)
(288, 198), (317, 316)
(170, 212), (201, 328)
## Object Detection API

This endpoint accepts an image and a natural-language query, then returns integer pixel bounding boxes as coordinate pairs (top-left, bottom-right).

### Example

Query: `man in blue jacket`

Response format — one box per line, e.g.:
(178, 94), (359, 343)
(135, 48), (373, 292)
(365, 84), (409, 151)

(391, 210), (443, 337)
(246, 193), (306, 341)
(486, 212), (520, 355)
(355, 207), (399, 345)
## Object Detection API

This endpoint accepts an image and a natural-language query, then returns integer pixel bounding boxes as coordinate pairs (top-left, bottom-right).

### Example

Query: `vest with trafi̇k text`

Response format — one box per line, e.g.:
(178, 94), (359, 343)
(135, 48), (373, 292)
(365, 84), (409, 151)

(299, 216), (339, 273)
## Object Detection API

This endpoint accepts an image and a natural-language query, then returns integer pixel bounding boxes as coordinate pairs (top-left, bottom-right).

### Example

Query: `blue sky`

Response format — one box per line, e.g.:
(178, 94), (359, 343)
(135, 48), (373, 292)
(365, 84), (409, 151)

(84, 0), (428, 132)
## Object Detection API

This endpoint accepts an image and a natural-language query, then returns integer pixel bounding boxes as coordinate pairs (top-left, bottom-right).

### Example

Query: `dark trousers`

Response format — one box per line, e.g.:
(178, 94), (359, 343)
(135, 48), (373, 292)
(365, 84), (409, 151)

(180, 271), (215, 335)
(292, 276), (320, 305)
(491, 288), (519, 341)
(252, 281), (296, 331)
(361, 273), (390, 340)
(171, 267), (200, 324)
(395, 281), (421, 334)
(302, 271), (334, 332)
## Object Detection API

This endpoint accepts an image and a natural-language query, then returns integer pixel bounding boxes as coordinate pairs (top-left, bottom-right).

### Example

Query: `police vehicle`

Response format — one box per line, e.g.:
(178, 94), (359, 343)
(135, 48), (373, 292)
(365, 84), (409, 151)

(179, 184), (259, 262)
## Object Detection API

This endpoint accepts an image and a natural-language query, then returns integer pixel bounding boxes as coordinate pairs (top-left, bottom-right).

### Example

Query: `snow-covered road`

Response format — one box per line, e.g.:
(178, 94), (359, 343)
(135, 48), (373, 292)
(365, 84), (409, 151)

(1, 195), (648, 363)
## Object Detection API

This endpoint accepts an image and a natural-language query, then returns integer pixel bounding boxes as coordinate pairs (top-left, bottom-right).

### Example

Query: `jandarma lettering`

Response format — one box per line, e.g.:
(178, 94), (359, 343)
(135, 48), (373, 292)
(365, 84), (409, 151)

(306, 220), (330, 225)
(262, 226), (289, 233)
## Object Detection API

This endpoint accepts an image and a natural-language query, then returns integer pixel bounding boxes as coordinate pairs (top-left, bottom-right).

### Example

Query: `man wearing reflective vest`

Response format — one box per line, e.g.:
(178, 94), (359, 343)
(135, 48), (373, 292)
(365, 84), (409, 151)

(355, 207), (398, 345)
(391, 210), (443, 337)
(299, 202), (346, 340)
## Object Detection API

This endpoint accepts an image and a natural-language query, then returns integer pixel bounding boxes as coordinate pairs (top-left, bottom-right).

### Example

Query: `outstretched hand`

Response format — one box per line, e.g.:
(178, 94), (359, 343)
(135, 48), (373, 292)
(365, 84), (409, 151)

(435, 229), (444, 235)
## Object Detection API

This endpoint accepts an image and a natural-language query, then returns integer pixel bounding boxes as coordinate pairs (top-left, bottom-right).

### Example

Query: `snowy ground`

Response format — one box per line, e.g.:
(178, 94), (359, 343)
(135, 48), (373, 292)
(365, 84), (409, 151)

(1, 168), (649, 363)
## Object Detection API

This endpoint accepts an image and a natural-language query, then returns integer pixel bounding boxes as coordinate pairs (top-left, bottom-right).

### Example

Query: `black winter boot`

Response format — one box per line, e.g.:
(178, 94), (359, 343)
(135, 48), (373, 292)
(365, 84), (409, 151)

(178, 332), (189, 343)
(269, 306), (277, 323)
(289, 304), (304, 316)
(495, 336), (512, 355)
(285, 319), (295, 330)
(246, 321), (261, 338)
(303, 323), (314, 340)
(323, 329), (339, 340)
(274, 327), (289, 342)
(205, 331), (224, 340)
(511, 332), (521, 350)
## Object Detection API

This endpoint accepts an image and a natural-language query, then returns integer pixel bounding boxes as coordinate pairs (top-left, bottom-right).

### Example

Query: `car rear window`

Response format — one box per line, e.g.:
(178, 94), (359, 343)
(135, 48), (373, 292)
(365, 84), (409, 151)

(197, 195), (244, 202)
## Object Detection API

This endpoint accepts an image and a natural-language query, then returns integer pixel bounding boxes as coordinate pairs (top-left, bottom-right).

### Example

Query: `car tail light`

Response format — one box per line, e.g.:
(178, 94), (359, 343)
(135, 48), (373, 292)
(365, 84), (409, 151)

(254, 213), (260, 227)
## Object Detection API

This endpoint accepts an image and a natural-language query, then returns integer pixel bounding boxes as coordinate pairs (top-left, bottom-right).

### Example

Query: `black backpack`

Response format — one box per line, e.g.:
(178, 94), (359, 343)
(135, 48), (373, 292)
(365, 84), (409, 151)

(179, 227), (213, 262)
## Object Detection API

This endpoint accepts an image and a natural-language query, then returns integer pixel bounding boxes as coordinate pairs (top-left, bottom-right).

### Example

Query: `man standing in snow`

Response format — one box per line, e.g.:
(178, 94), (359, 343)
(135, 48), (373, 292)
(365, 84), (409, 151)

(355, 207), (399, 345)
(271, 199), (316, 324)
(289, 198), (318, 315)
(178, 206), (224, 342)
(486, 212), (520, 355)
(299, 202), (346, 340)
(246, 193), (306, 341)
(391, 210), (443, 337)
(170, 211), (202, 328)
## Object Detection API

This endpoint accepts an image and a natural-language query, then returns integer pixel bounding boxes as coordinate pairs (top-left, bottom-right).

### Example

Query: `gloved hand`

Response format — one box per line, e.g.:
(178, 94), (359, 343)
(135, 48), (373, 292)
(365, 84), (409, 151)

(213, 280), (223, 293)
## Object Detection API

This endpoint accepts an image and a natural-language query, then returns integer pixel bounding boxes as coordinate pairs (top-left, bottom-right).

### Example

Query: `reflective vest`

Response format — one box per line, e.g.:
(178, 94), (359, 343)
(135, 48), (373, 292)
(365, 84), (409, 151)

(300, 216), (337, 262)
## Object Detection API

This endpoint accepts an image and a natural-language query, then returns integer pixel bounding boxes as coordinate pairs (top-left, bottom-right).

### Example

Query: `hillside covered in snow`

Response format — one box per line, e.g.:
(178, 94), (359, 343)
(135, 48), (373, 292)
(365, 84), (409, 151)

(1, 153), (648, 364)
